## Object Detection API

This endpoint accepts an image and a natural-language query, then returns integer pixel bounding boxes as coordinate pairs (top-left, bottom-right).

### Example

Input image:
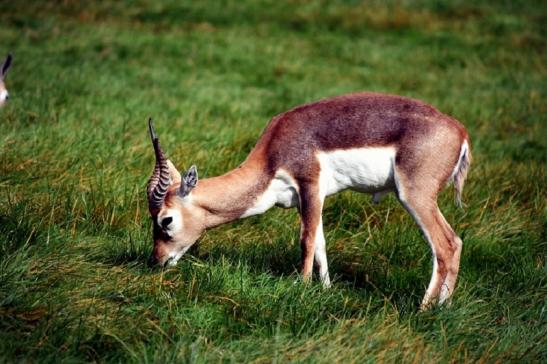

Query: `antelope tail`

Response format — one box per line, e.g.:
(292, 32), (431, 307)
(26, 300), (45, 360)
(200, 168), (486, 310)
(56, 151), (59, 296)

(452, 139), (471, 208)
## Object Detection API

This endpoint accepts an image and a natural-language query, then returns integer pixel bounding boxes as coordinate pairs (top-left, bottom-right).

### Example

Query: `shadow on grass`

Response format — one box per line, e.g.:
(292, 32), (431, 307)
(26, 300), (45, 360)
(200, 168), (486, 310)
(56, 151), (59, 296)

(94, 233), (424, 309)
(192, 238), (425, 310)
(92, 211), (428, 310)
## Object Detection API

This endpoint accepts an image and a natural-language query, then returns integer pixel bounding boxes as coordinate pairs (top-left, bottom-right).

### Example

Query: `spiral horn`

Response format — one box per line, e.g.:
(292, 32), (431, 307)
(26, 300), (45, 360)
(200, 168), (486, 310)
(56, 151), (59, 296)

(146, 118), (170, 211)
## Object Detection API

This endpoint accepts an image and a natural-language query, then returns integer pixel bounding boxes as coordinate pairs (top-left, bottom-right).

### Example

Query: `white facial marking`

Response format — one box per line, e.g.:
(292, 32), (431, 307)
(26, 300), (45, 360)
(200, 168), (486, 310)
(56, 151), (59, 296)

(166, 246), (190, 266)
(241, 169), (299, 218)
(158, 208), (183, 237)
(317, 147), (397, 196)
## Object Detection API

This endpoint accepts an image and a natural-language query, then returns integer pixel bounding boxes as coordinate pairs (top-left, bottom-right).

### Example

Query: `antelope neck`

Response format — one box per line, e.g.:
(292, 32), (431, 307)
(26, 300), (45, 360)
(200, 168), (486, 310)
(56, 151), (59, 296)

(192, 159), (272, 228)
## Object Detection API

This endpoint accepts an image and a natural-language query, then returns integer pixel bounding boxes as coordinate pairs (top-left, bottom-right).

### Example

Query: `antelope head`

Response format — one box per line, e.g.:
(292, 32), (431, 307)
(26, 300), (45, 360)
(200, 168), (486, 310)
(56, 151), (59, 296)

(0, 54), (12, 107)
(146, 118), (205, 267)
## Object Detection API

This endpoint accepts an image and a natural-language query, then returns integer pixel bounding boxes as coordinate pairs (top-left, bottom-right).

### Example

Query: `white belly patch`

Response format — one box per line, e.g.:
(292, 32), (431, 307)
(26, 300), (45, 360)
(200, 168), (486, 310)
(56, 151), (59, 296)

(317, 147), (396, 196)
(241, 147), (395, 218)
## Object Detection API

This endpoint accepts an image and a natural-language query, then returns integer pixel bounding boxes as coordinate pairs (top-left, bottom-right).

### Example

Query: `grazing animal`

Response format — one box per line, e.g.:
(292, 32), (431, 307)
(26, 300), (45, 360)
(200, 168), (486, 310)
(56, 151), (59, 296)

(146, 92), (471, 308)
(0, 54), (12, 107)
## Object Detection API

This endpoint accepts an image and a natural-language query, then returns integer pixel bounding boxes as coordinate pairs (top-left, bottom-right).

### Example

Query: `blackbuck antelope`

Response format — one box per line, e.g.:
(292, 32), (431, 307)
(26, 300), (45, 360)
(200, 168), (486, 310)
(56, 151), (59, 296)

(146, 92), (471, 308)
(0, 54), (12, 107)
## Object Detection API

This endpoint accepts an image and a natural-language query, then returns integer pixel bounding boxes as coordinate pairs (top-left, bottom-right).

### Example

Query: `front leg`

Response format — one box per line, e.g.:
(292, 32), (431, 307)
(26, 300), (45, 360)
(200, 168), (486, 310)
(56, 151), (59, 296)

(298, 183), (329, 286)
(313, 217), (331, 287)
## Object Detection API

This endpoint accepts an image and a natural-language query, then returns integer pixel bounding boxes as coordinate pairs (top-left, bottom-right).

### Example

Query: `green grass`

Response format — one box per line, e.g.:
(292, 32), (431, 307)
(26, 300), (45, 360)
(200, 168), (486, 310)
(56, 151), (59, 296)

(0, 0), (545, 362)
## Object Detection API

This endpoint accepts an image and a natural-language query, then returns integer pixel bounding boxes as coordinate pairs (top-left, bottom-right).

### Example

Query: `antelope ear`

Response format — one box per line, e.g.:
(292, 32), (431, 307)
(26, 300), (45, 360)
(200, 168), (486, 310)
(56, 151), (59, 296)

(179, 165), (198, 198)
(166, 159), (181, 185)
(1, 54), (12, 78)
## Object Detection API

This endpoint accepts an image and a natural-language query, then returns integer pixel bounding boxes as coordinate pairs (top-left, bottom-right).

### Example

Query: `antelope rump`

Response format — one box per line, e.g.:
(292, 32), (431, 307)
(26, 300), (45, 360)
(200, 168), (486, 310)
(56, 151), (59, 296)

(145, 92), (471, 308)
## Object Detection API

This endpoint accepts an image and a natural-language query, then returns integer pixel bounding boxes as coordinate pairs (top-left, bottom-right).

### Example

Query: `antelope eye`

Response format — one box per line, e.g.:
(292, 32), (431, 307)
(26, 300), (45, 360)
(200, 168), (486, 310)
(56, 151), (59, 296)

(161, 217), (173, 229)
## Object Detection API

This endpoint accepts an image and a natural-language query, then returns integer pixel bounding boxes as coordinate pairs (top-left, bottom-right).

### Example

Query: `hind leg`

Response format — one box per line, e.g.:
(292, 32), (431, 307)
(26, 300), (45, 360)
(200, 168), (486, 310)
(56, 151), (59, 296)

(395, 172), (463, 308)
(435, 212), (463, 303)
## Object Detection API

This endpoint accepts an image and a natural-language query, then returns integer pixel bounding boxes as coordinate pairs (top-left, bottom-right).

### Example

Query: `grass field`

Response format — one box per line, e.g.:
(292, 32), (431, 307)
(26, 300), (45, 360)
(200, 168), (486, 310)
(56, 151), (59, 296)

(0, 0), (546, 362)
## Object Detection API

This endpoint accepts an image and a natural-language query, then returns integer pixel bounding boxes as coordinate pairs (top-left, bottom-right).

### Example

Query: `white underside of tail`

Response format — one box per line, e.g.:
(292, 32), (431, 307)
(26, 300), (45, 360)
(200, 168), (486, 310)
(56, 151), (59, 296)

(450, 140), (469, 184)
